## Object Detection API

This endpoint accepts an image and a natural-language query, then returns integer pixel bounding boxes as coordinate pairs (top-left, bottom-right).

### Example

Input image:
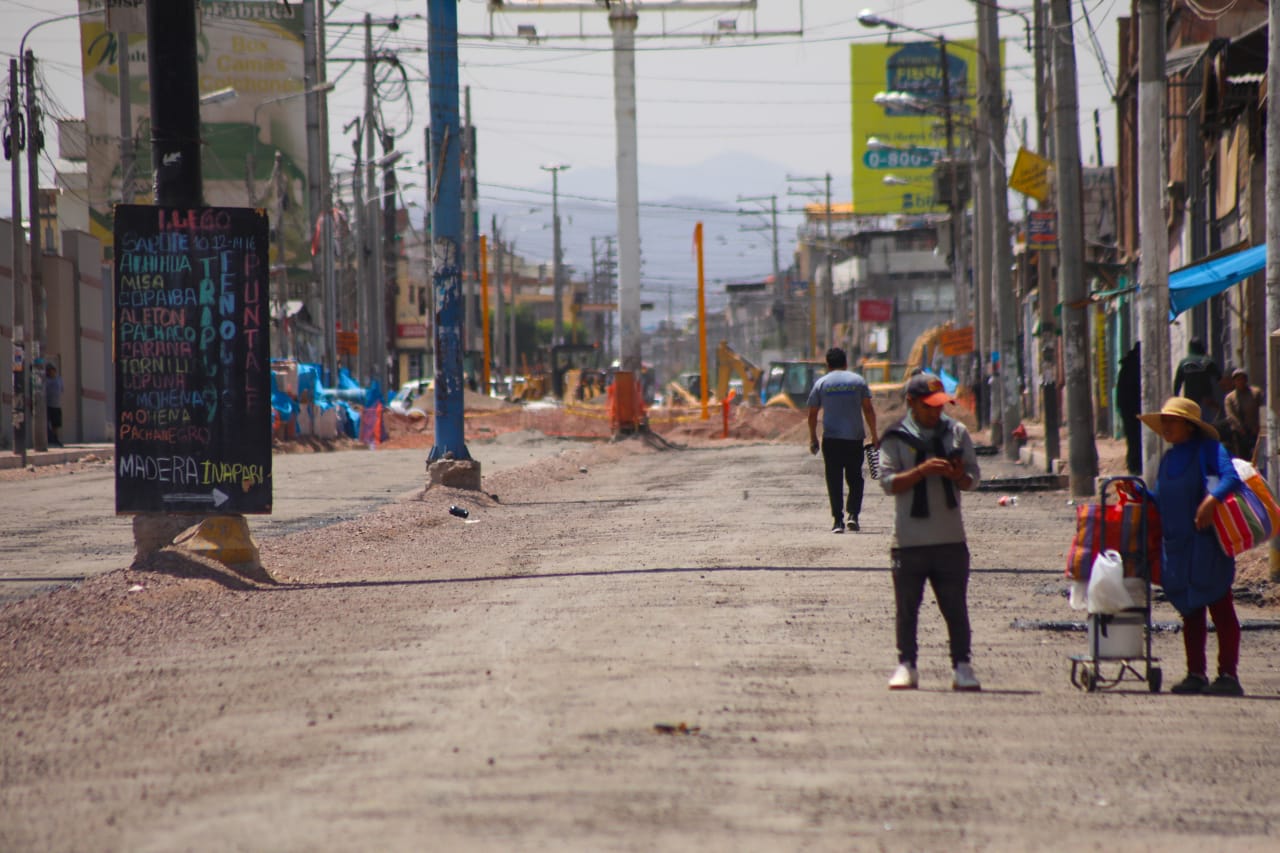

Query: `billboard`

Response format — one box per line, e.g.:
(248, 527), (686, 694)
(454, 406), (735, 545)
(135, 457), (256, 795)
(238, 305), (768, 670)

(850, 39), (989, 215)
(78, 0), (311, 283)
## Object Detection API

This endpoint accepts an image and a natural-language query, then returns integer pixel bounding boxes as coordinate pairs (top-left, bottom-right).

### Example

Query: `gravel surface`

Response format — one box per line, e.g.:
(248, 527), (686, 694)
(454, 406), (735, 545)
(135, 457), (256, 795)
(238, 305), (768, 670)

(2, 423), (1279, 851)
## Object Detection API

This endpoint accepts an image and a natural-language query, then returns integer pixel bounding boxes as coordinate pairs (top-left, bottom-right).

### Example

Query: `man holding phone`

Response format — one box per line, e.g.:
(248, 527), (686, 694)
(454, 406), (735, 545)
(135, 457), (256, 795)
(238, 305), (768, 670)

(877, 374), (982, 691)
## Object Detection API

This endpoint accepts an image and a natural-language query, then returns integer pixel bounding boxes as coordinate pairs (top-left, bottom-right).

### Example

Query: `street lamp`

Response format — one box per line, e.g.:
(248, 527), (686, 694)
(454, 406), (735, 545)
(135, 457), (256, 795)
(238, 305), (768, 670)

(541, 163), (570, 345)
(246, 81), (335, 205)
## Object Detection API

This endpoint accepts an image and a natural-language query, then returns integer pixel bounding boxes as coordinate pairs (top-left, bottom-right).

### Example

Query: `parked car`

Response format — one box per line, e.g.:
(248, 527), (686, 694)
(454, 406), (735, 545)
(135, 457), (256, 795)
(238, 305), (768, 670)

(389, 378), (433, 415)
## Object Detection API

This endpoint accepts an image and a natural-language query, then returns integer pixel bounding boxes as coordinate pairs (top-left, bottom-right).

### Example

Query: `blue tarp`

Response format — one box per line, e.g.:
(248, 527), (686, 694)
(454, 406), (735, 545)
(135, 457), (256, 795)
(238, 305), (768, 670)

(1168, 244), (1266, 320)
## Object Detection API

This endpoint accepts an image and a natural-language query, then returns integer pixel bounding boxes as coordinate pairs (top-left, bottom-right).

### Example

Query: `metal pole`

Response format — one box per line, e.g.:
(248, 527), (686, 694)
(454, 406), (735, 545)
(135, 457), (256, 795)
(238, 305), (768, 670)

(610, 4), (643, 374)
(1052, 0), (1099, 492)
(427, 0), (469, 460)
(695, 222), (708, 420)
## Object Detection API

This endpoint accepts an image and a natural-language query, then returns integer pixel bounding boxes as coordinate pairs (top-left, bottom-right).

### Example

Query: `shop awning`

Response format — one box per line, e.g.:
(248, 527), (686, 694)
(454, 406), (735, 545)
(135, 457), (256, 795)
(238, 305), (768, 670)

(1168, 244), (1266, 320)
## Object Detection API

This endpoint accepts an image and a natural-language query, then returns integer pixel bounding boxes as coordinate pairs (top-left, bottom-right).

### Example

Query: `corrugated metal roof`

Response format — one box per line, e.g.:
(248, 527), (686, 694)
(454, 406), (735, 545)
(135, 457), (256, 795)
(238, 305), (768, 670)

(1166, 42), (1210, 76)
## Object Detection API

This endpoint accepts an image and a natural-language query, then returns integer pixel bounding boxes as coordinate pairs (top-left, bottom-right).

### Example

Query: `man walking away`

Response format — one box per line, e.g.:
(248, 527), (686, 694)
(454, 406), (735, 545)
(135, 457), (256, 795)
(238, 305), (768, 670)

(1173, 338), (1222, 419)
(878, 374), (982, 691)
(808, 347), (878, 533)
(1116, 342), (1142, 475)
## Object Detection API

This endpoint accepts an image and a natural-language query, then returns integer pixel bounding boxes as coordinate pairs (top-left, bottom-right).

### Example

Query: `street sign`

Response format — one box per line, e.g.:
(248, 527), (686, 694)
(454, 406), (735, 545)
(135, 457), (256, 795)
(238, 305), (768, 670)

(858, 299), (894, 323)
(1009, 147), (1052, 202)
(336, 331), (359, 355)
(940, 326), (975, 356)
(1028, 211), (1058, 251)
(113, 205), (272, 515)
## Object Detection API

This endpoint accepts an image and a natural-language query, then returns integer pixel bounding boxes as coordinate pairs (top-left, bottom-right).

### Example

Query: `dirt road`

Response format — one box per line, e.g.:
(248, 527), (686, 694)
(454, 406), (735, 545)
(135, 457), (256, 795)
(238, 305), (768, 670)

(3, 437), (1279, 851)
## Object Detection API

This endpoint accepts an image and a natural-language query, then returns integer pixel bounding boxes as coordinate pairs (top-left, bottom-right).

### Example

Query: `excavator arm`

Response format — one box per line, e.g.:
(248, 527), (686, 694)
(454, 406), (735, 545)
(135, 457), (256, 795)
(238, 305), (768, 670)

(716, 341), (764, 404)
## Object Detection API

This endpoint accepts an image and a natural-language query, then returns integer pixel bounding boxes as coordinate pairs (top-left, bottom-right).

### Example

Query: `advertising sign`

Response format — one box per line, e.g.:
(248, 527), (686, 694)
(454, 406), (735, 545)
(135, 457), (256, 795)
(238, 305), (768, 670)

(858, 299), (894, 323)
(79, 1), (310, 278)
(114, 204), (272, 514)
(850, 39), (992, 214)
(1028, 211), (1057, 251)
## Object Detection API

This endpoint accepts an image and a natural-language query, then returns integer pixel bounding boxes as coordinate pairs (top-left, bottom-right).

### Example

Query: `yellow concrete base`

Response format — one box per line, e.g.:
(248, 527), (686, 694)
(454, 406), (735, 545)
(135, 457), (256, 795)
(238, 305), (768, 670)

(173, 514), (262, 570)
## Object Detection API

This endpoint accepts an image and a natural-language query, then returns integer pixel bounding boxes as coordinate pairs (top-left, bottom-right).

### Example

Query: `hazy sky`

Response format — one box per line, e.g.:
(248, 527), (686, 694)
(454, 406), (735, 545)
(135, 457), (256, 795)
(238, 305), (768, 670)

(0, 0), (1121, 293)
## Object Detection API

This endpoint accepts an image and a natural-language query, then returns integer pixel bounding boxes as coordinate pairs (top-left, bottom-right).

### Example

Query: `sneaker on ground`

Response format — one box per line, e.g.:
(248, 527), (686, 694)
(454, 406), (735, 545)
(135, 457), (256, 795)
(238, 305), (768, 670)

(888, 663), (918, 690)
(1170, 673), (1209, 695)
(831, 520), (845, 534)
(847, 516), (860, 532)
(1204, 674), (1244, 696)
(952, 662), (981, 692)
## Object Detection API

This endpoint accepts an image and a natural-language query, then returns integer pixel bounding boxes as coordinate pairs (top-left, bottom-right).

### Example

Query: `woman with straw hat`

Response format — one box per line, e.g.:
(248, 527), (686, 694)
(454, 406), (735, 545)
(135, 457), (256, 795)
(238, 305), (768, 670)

(1138, 397), (1245, 696)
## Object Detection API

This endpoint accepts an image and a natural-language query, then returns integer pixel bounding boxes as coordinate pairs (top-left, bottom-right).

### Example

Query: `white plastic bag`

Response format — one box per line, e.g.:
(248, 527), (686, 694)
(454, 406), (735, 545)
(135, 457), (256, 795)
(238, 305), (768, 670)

(1068, 580), (1089, 610)
(1086, 549), (1134, 614)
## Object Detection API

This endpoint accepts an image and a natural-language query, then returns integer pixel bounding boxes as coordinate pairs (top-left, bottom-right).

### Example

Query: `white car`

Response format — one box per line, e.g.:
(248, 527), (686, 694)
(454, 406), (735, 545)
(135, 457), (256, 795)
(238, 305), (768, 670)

(389, 379), (433, 415)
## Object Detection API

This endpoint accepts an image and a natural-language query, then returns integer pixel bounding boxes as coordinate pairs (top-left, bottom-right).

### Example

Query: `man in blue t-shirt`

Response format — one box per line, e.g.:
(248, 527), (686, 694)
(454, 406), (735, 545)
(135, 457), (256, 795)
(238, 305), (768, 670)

(807, 347), (878, 533)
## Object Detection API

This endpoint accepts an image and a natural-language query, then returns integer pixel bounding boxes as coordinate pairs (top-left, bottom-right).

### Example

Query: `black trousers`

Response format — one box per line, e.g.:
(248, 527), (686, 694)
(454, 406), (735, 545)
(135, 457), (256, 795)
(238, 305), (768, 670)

(1121, 413), (1142, 475)
(891, 542), (971, 667)
(821, 436), (864, 521)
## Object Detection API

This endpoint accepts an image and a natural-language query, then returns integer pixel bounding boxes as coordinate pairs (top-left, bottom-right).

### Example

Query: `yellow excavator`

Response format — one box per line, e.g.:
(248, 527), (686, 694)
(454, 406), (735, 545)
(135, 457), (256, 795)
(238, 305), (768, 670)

(716, 341), (763, 405)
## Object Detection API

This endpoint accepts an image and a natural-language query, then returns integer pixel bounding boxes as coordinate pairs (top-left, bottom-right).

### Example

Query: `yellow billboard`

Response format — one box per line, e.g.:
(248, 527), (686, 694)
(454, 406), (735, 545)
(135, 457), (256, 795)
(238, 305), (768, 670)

(850, 39), (990, 215)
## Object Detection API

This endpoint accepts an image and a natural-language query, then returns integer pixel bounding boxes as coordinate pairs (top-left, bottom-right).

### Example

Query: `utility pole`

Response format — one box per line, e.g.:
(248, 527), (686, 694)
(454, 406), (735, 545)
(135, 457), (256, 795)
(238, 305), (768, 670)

(427, 0), (471, 463)
(23, 50), (46, 453)
(976, 2), (1021, 460)
(363, 13), (384, 390)
(350, 130), (369, 383)
(462, 88), (476, 353)
(1034, 0), (1060, 470)
(6, 59), (25, 463)
(542, 163), (570, 345)
(787, 175), (837, 355)
(1266, 0), (1280, 529)
(737, 194), (784, 352)
(382, 133), (400, 386)
(1051, 0), (1098, 493)
(272, 151), (289, 358)
(972, 52), (992, 434)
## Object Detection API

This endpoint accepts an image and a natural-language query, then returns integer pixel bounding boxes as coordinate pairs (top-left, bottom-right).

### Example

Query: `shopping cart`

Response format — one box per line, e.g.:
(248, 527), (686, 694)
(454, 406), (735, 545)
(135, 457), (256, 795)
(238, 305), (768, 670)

(1068, 475), (1163, 693)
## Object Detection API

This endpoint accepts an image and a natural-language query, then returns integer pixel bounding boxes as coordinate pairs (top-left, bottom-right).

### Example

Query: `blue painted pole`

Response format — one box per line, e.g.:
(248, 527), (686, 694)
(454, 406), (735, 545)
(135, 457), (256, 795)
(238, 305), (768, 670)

(427, 0), (470, 461)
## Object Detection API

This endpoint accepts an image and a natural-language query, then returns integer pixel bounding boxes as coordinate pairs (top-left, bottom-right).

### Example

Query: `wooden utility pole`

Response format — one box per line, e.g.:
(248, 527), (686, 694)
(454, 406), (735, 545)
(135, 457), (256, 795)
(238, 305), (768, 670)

(1051, 0), (1098, 494)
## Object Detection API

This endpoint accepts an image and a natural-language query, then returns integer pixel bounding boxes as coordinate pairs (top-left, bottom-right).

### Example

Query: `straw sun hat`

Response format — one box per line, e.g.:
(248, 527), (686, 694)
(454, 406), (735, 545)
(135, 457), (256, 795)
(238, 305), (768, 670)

(1137, 396), (1219, 441)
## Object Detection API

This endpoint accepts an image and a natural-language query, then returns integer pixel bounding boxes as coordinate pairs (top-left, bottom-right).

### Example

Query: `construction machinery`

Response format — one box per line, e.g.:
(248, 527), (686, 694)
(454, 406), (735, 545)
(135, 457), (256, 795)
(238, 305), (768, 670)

(716, 341), (763, 405)
(761, 359), (825, 409)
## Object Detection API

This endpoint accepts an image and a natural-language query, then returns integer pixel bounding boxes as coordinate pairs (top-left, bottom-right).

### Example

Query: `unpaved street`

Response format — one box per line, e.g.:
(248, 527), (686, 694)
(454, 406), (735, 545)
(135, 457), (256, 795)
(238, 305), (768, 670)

(3, 438), (1280, 851)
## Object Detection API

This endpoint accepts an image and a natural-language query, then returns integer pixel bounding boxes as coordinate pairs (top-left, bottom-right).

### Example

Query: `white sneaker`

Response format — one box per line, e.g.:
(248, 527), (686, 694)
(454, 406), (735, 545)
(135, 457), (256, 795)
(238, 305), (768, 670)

(888, 663), (919, 690)
(952, 662), (981, 692)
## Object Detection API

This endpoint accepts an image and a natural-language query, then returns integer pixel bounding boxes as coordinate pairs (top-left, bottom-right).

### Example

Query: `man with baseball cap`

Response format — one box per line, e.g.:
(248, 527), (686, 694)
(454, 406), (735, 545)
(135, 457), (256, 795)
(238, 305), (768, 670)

(878, 373), (982, 691)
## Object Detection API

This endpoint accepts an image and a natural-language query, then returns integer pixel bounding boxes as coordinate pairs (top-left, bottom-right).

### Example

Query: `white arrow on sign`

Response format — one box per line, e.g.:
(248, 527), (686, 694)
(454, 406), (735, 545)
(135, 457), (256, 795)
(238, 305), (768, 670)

(164, 488), (231, 508)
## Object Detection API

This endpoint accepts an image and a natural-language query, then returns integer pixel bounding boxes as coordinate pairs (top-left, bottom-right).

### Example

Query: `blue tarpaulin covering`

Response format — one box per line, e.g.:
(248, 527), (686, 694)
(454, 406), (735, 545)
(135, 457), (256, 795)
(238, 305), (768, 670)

(1168, 244), (1266, 320)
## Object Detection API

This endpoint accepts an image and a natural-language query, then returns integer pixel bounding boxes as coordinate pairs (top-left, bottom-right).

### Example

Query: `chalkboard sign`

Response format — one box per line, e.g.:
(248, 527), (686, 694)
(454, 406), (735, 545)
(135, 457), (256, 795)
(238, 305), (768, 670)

(113, 205), (272, 514)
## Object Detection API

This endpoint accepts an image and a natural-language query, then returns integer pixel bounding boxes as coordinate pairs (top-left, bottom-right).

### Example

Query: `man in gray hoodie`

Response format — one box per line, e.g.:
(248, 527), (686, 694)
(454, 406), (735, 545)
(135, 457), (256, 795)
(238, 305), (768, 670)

(878, 373), (982, 691)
